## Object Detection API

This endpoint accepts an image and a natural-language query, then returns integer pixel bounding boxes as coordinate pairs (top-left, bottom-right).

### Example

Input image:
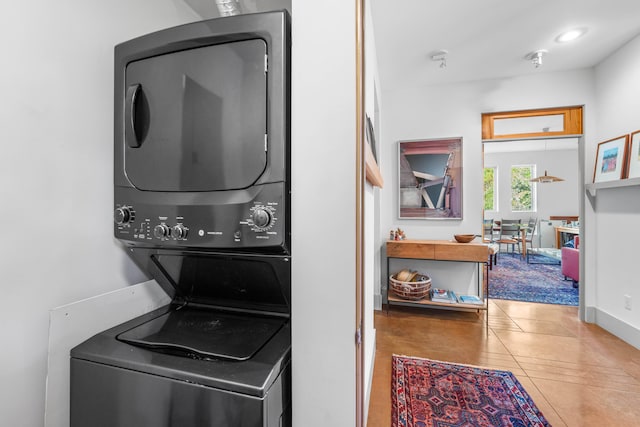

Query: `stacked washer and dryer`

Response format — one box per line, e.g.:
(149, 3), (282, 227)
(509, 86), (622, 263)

(71, 10), (292, 427)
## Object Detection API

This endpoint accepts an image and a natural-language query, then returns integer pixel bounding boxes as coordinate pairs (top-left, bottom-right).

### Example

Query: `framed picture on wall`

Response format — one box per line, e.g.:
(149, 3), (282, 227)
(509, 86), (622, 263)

(398, 138), (463, 219)
(365, 114), (377, 162)
(592, 134), (629, 183)
(626, 130), (640, 179)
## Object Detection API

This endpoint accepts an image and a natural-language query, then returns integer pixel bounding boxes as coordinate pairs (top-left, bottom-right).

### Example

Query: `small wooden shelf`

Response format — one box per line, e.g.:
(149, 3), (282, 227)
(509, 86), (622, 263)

(365, 141), (383, 188)
(387, 293), (487, 311)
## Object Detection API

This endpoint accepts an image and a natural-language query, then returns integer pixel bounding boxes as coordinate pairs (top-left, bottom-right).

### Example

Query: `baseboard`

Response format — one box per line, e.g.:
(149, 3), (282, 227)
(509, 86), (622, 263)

(591, 306), (640, 350)
(374, 293), (382, 310)
(364, 329), (376, 426)
(584, 305), (597, 323)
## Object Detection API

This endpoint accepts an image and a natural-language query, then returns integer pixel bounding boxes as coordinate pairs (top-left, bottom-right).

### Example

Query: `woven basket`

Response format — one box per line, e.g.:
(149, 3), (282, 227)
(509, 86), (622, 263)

(389, 272), (432, 300)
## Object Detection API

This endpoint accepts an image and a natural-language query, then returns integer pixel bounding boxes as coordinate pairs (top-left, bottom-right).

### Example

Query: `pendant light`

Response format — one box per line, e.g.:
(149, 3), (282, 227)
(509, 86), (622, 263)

(530, 140), (564, 183)
(530, 170), (564, 183)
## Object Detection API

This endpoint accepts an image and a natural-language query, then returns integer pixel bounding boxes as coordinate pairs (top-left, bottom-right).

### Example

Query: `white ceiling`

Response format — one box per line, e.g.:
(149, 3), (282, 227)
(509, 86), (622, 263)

(369, 0), (640, 90)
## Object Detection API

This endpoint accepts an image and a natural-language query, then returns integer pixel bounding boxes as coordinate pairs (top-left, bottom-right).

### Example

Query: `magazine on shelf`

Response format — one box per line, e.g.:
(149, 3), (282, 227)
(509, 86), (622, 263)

(457, 294), (483, 305)
(431, 288), (457, 303)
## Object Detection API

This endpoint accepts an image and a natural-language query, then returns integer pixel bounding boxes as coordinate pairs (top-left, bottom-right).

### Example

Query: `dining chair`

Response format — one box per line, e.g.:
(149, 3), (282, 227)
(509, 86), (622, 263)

(520, 217), (537, 253)
(483, 218), (500, 269)
(483, 218), (496, 242)
(496, 219), (521, 254)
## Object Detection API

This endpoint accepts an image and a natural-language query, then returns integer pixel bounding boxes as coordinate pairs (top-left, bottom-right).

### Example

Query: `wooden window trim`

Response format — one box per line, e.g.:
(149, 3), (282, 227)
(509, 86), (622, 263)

(482, 106), (583, 140)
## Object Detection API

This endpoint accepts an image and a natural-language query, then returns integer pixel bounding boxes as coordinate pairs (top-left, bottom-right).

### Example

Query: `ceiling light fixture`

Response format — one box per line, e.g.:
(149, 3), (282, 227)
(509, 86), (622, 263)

(430, 50), (448, 69)
(525, 50), (548, 68)
(530, 170), (564, 183)
(530, 141), (564, 183)
(555, 28), (587, 43)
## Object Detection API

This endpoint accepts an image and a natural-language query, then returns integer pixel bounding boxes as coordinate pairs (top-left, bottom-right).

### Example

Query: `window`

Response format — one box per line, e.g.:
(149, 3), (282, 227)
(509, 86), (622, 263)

(481, 106), (583, 140)
(483, 166), (497, 211)
(511, 165), (536, 212)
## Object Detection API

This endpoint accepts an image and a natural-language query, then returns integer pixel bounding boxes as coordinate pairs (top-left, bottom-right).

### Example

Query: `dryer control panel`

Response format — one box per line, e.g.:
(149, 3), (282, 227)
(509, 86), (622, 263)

(114, 183), (288, 252)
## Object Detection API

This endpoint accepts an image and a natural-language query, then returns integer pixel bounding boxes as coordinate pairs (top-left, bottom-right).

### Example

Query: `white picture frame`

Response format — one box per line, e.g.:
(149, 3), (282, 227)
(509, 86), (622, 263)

(626, 130), (640, 179)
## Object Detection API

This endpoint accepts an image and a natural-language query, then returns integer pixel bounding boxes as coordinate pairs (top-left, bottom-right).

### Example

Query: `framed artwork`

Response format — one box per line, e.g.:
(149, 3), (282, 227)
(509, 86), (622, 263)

(398, 137), (462, 219)
(593, 135), (629, 183)
(365, 114), (377, 162)
(627, 131), (640, 179)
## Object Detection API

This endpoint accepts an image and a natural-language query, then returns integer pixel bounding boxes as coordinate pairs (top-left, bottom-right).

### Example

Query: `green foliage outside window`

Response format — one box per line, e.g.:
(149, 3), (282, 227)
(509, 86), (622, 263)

(483, 167), (495, 211)
(511, 165), (534, 211)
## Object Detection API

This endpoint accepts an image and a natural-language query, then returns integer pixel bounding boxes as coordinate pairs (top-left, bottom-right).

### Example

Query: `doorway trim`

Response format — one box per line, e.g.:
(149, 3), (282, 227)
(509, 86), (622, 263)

(355, 0), (365, 425)
(482, 128), (585, 320)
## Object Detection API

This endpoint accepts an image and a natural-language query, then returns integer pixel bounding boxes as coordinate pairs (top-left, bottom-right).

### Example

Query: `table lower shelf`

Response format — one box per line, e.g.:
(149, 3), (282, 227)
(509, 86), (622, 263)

(386, 292), (487, 311)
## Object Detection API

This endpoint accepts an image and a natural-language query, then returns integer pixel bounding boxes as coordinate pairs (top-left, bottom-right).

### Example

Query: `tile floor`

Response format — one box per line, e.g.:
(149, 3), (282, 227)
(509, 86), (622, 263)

(366, 299), (640, 427)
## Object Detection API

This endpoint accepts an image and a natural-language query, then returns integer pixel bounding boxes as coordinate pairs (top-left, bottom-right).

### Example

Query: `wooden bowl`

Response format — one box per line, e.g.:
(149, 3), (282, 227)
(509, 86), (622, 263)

(454, 234), (476, 243)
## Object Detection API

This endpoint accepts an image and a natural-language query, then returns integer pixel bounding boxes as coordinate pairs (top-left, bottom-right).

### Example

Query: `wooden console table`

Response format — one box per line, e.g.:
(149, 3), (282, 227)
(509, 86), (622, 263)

(386, 240), (489, 320)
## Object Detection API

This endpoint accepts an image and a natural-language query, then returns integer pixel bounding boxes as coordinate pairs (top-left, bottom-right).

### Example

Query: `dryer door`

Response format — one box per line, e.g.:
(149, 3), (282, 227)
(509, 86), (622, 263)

(123, 39), (268, 192)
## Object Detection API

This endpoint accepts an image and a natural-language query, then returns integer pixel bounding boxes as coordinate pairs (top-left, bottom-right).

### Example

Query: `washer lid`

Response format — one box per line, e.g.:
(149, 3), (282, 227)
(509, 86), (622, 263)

(117, 306), (286, 361)
(150, 252), (291, 314)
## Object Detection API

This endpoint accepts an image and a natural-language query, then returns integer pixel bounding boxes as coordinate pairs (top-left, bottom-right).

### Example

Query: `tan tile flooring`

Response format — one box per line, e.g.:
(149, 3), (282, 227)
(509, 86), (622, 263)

(366, 299), (640, 426)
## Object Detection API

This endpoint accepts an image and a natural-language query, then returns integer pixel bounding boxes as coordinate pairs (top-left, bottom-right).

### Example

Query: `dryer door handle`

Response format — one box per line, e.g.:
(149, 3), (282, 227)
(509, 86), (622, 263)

(125, 84), (147, 148)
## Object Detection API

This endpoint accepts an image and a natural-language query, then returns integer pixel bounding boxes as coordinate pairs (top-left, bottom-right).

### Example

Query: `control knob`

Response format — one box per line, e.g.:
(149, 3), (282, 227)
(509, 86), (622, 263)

(252, 208), (272, 229)
(114, 206), (134, 225)
(172, 224), (188, 240)
(153, 224), (170, 239)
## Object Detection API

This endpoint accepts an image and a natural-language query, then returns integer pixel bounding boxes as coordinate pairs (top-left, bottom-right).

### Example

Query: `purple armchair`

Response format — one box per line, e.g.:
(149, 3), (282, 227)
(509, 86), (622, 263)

(561, 236), (579, 287)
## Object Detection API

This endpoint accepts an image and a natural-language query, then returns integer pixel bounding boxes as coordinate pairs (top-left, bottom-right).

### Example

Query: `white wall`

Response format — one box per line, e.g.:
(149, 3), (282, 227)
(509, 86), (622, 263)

(46, 281), (171, 427)
(363, 184), (377, 419)
(591, 34), (640, 344)
(377, 69), (596, 304)
(0, 2), (199, 426)
(484, 148), (580, 225)
(291, 1), (357, 425)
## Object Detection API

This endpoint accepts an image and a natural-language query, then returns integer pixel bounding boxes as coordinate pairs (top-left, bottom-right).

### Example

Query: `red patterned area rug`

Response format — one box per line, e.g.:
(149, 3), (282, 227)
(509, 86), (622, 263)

(392, 355), (551, 427)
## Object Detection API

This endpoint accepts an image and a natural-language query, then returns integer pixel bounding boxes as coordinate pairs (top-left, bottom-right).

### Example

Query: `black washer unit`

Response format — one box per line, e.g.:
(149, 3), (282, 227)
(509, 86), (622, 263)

(71, 251), (291, 427)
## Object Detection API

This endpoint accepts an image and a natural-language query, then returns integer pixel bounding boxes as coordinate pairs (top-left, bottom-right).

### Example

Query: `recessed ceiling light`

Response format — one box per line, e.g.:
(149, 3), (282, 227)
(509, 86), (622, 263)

(555, 28), (587, 43)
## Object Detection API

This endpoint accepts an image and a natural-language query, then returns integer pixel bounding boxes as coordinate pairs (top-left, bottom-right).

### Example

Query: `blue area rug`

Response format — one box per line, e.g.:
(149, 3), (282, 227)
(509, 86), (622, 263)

(489, 253), (578, 306)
